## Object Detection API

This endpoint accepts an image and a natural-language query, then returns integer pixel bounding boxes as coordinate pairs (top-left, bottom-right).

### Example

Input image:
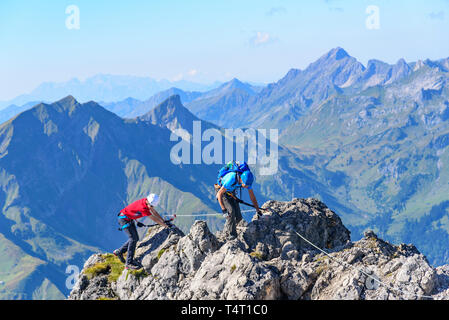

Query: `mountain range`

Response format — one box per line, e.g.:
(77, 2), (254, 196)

(0, 93), (356, 299)
(0, 74), (222, 110)
(1, 47), (449, 299)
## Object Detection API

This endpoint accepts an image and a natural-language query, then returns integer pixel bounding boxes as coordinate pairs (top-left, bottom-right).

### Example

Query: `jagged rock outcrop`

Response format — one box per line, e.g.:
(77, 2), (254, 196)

(68, 198), (449, 300)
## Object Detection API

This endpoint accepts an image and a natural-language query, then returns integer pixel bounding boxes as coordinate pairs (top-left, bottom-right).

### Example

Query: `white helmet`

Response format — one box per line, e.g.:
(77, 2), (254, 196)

(147, 193), (160, 207)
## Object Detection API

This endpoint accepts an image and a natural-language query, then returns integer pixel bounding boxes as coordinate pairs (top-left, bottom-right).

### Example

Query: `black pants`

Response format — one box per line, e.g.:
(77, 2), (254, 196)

(215, 185), (243, 238)
(117, 218), (139, 265)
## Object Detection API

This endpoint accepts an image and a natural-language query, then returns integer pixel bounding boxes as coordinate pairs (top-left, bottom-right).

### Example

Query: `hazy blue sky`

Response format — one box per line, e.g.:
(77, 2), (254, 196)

(1, 0), (448, 100)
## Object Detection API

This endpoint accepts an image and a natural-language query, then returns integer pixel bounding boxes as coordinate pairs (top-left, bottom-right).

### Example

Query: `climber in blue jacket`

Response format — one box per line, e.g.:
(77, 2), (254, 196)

(214, 161), (261, 240)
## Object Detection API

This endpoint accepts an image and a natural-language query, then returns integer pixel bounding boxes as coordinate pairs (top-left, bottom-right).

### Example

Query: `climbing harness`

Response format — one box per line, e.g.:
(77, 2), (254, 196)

(118, 214), (132, 231)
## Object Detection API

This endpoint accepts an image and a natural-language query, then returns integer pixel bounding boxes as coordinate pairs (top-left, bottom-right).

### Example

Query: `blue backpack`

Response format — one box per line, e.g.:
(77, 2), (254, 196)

(217, 161), (250, 186)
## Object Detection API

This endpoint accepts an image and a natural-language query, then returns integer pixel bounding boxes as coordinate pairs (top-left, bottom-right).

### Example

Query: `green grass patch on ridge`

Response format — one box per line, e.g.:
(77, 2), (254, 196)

(84, 254), (125, 283)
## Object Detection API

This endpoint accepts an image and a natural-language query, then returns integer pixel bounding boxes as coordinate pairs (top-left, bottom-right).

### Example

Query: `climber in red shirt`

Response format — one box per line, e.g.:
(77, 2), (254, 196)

(119, 198), (152, 220)
(113, 193), (170, 269)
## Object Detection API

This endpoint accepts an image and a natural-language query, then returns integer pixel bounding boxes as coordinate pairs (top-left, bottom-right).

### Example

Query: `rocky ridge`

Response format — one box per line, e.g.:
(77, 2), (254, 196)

(68, 198), (449, 300)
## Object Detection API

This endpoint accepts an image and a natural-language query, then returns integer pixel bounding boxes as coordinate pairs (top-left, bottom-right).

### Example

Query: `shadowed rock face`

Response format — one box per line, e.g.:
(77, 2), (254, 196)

(68, 198), (449, 300)
(241, 198), (351, 262)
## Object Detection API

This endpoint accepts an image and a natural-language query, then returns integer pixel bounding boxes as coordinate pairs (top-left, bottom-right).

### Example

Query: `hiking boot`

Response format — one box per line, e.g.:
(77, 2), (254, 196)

(125, 261), (142, 270)
(113, 249), (125, 264)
